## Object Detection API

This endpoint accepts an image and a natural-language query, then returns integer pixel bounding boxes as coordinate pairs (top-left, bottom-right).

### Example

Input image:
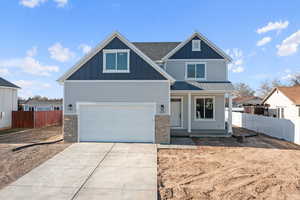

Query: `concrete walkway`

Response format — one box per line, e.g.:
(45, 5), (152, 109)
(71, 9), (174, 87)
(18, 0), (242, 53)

(0, 143), (157, 200)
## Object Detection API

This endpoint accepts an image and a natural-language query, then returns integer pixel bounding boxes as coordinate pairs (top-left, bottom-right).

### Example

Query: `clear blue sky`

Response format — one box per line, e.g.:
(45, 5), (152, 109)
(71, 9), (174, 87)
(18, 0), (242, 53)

(0, 0), (299, 98)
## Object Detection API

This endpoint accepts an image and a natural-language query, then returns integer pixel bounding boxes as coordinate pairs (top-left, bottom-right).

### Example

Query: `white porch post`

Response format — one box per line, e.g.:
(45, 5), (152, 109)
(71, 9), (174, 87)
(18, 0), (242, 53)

(228, 93), (233, 134)
(188, 93), (191, 133)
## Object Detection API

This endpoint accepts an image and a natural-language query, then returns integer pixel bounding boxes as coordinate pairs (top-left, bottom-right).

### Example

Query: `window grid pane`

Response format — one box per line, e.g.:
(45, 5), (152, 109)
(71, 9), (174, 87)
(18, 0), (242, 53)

(196, 64), (205, 78)
(196, 98), (204, 119)
(106, 53), (116, 70)
(117, 52), (128, 70)
(204, 98), (214, 119)
(187, 64), (196, 78)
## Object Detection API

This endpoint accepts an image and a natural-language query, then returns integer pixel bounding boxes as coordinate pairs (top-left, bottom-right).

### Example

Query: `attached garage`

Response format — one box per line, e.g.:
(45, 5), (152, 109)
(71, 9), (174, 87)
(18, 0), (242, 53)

(78, 103), (156, 143)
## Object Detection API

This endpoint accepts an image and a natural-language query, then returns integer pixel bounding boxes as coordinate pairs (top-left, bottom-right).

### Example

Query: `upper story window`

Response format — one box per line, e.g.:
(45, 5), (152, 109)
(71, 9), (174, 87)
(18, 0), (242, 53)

(103, 49), (130, 73)
(186, 62), (206, 80)
(192, 40), (201, 51)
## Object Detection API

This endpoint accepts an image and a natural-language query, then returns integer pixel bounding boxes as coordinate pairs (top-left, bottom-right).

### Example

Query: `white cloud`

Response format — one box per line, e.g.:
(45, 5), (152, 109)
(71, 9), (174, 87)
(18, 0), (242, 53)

(13, 80), (52, 98)
(226, 48), (245, 73)
(19, 0), (67, 8)
(19, 0), (47, 8)
(48, 42), (74, 62)
(277, 30), (300, 56)
(0, 68), (10, 76)
(53, 0), (68, 7)
(26, 46), (38, 57)
(78, 44), (92, 54)
(0, 47), (59, 76)
(256, 37), (272, 46)
(257, 20), (289, 34)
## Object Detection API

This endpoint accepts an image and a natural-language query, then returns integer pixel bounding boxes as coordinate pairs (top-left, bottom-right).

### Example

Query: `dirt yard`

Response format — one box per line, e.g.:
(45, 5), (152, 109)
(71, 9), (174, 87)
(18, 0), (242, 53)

(158, 128), (300, 200)
(0, 126), (70, 189)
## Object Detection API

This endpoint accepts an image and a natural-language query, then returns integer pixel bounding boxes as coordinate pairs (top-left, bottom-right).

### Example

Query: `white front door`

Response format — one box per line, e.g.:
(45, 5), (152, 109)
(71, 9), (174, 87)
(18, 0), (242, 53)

(171, 99), (182, 127)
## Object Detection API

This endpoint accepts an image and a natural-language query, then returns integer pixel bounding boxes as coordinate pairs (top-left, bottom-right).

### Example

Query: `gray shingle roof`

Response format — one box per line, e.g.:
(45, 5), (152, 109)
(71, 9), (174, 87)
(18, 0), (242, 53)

(171, 81), (203, 90)
(132, 42), (180, 61)
(25, 99), (62, 105)
(0, 77), (20, 88)
(171, 81), (234, 91)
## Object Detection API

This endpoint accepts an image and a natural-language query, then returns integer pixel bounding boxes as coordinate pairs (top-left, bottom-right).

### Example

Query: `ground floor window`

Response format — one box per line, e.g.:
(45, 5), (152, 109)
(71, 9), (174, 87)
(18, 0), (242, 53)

(195, 97), (214, 120)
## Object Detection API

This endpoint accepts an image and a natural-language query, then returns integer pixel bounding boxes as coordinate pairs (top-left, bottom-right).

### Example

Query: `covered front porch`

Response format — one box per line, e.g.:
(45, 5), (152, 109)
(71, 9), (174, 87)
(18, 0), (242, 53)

(170, 81), (233, 137)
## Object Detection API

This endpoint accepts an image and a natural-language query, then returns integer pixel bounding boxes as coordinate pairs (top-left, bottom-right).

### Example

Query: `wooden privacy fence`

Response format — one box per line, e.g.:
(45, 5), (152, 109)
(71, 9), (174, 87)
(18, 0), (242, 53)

(12, 111), (62, 128)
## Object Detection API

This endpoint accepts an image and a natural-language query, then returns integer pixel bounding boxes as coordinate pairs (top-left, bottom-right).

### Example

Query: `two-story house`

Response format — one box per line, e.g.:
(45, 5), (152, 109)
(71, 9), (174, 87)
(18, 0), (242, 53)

(58, 31), (234, 144)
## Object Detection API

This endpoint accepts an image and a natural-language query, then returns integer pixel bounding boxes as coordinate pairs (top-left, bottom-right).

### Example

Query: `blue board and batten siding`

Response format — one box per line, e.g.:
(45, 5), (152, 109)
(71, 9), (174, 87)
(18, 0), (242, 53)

(170, 36), (224, 59)
(68, 37), (167, 80)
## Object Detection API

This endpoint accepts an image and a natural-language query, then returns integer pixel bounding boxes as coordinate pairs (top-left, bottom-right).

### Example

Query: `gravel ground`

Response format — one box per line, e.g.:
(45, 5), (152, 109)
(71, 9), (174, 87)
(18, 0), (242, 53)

(0, 126), (70, 189)
(158, 127), (300, 200)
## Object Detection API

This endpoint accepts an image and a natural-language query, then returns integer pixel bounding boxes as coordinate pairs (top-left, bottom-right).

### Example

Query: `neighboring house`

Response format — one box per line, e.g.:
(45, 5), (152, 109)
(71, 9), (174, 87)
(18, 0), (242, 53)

(233, 96), (262, 107)
(57, 31), (234, 143)
(0, 77), (19, 129)
(21, 99), (63, 111)
(262, 86), (300, 119)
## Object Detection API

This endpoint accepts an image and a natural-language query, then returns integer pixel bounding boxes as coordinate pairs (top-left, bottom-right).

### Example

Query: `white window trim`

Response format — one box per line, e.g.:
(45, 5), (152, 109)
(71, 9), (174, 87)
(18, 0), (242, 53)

(103, 49), (130, 73)
(185, 62), (207, 80)
(192, 40), (201, 51)
(194, 96), (215, 121)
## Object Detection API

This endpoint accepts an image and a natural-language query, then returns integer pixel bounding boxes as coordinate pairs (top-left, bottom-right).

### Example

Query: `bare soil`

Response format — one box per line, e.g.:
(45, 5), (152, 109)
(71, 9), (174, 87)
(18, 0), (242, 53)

(0, 126), (70, 189)
(158, 127), (300, 200)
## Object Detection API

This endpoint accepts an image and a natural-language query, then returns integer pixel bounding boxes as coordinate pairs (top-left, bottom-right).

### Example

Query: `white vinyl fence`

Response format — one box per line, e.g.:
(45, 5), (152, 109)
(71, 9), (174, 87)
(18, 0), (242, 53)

(232, 112), (300, 145)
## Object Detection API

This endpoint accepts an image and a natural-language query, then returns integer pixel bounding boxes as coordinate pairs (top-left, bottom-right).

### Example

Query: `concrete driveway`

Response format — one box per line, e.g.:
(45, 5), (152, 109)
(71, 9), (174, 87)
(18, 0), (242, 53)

(0, 143), (157, 200)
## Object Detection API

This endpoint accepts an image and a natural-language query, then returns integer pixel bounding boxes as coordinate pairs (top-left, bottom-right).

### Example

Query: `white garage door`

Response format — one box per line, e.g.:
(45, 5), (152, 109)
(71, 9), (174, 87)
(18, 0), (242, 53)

(78, 103), (155, 143)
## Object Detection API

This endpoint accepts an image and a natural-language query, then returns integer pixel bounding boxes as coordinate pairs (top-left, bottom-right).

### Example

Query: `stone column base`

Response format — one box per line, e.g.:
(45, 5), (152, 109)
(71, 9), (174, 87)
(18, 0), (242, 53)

(64, 115), (78, 142)
(155, 115), (170, 144)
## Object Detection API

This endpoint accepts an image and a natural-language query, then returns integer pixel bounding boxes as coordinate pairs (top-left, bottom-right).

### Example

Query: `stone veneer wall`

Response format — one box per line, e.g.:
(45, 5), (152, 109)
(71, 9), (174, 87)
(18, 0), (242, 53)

(64, 115), (78, 142)
(155, 115), (170, 144)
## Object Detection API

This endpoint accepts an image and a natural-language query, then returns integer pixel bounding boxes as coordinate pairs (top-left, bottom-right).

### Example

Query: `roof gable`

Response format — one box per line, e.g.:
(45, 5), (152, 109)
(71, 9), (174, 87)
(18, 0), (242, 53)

(57, 32), (175, 82)
(262, 86), (300, 105)
(67, 37), (167, 80)
(0, 77), (20, 89)
(170, 36), (224, 59)
(162, 32), (232, 62)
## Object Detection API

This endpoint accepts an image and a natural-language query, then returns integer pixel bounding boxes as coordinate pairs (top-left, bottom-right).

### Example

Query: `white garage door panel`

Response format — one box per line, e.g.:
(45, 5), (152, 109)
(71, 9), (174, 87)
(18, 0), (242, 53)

(79, 103), (155, 142)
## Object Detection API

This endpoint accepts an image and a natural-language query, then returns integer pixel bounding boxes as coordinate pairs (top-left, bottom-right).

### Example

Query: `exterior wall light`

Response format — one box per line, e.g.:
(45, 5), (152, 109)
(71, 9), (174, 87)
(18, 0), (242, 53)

(68, 104), (73, 111)
(160, 104), (165, 113)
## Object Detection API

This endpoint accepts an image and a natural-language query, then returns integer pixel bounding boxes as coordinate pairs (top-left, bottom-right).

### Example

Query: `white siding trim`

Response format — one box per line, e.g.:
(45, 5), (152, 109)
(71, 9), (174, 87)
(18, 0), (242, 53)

(64, 80), (170, 83)
(188, 93), (191, 133)
(0, 86), (18, 90)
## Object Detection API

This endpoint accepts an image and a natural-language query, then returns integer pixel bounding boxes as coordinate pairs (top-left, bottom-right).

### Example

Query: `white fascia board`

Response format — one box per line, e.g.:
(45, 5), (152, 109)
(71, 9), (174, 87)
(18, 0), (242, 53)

(162, 32), (232, 62)
(0, 86), (19, 90)
(64, 80), (170, 83)
(57, 31), (175, 83)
